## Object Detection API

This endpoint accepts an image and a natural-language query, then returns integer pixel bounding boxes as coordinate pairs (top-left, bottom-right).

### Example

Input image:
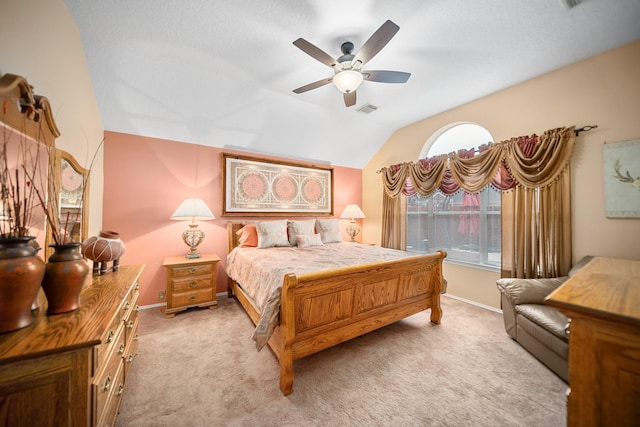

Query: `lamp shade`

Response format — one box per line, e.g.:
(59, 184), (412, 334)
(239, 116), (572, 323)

(340, 204), (366, 220)
(170, 198), (215, 221)
(333, 70), (364, 93)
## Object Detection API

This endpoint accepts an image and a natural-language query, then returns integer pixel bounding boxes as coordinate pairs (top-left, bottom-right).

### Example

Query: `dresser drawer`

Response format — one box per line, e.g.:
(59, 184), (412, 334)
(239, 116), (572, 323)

(171, 287), (214, 307)
(95, 361), (125, 427)
(93, 329), (125, 421)
(123, 324), (139, 381)
(94, 312), (124, 376)
(121, 286), (139, 321)
(172, 277), (212, 292)
(172, 263), (212, 278)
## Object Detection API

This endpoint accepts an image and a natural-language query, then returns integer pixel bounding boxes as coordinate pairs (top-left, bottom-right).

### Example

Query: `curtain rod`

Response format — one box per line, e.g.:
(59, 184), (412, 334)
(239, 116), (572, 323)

(574, 125), (598, 135)
(376, 125), (599, 174)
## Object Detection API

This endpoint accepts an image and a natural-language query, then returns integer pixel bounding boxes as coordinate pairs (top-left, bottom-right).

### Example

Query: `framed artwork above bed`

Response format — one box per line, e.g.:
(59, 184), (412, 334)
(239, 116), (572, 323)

(222, 153), (333, 216)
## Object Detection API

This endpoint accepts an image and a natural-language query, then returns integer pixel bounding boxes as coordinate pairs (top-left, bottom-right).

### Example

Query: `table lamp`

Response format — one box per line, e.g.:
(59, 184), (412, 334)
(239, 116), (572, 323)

(340, 204), (366, 242)
(170, 198), (215, 258)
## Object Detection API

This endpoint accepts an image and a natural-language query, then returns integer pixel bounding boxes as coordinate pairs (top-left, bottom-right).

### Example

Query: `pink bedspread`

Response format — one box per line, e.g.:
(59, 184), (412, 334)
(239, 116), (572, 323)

(226, 242), (423, 350)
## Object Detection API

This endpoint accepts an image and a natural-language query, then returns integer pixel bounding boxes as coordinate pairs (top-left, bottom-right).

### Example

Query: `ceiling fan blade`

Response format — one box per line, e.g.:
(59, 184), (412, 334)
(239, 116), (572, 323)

(352, 20), (400, 67)
(362, 70), (411, 83)
(293, 38), (337, 68)
(344, 91), (356, 107)
(293, 77), (333, 94)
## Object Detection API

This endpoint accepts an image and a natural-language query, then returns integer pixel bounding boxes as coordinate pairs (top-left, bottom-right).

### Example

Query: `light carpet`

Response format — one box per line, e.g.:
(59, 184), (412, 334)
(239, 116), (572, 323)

(116, 295), (567, 426)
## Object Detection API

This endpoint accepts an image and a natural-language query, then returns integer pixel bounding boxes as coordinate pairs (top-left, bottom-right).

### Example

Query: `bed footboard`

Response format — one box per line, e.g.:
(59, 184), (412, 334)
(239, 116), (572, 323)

(278, 250), (446, 395)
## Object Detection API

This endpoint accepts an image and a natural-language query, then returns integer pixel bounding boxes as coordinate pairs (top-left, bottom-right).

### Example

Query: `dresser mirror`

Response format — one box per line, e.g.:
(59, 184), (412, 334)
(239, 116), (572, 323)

(50, 149), (89, 251)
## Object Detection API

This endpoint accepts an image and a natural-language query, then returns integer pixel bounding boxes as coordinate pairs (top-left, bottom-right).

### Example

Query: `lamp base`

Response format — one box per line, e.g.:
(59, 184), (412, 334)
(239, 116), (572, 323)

(182, 223), (205, 259)
(346, 221), (360, 243)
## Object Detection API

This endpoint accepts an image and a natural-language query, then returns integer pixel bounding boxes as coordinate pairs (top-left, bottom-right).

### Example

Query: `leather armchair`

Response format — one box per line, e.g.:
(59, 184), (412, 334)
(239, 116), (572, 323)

(496, 256), (593, 382)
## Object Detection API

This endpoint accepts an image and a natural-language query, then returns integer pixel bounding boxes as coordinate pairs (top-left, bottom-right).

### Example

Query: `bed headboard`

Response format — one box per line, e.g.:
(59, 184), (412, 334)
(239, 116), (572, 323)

(227, 221), (246, 254)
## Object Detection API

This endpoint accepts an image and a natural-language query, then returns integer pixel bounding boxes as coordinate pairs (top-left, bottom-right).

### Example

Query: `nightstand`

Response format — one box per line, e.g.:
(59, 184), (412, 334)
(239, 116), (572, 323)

(162, 253), (220, 318)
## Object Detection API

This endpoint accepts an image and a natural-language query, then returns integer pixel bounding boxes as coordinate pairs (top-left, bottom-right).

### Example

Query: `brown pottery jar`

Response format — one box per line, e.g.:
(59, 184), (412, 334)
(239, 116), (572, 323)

(0, 237), (45, 333)
(41, 243), (90, 315)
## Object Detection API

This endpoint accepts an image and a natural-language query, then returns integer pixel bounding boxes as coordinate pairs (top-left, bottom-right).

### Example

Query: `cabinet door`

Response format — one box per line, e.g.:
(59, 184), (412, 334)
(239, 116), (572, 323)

(0, 349), (91, 426)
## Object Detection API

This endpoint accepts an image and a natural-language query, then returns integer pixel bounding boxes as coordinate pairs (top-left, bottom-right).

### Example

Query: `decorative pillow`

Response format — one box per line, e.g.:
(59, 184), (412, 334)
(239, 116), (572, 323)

(256, 220), (290, 248)
(296, 233), (324, 248)
(315, 219), (343, 243)
(287, 219), (316, 246)
(236, 224), (258, 247)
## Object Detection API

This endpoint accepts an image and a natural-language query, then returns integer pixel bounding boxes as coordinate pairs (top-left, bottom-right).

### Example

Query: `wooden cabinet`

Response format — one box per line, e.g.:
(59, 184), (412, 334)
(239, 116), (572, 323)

(162, 254), (219, 318)
(545, 257), (640, 427)
(0, 264), (144, 427)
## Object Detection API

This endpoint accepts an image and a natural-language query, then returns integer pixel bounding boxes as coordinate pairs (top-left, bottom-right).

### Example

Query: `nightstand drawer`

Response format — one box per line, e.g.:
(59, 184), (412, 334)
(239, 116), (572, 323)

(172, 264), (212, 278)
(172, 277), (212, 292)
(171, 287), (214, 307)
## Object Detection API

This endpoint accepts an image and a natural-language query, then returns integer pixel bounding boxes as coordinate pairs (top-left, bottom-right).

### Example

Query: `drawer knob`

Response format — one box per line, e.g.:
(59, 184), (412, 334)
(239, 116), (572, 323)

(117, 384), (124, 396)
(127, 320), (134, 329)
(124, 301), (131, 311)
(118, 344), (125, 354)
(189, 267), (197, 274)
(106, 330), (115, 343)
(102, 376), (111, 392)
(134, 334), (139, 341)
(189, 281), (197, 287)
(127, 354), (135, 363)
(135, 283), (140, 290)
(135, 305), (140, 312)
(189, 295), (197, 302)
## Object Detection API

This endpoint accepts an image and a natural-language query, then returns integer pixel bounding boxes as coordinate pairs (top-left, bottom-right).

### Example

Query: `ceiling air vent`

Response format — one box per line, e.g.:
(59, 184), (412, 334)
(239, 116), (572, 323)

(356, 103), (378, 114)
(561, 0), (582, 9)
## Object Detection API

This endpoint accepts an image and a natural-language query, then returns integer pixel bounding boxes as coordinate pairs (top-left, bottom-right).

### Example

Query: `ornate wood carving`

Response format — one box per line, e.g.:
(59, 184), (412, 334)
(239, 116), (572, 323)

(0, 73), (60, 146)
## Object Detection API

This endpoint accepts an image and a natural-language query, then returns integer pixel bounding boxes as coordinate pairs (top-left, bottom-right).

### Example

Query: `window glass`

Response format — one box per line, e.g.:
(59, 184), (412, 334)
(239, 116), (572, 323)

(407, 123), (500, 269)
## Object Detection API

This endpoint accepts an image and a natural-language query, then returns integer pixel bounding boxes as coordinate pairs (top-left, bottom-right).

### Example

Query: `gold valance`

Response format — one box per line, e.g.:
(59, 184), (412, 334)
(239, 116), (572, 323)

(381, 126), (576, 197)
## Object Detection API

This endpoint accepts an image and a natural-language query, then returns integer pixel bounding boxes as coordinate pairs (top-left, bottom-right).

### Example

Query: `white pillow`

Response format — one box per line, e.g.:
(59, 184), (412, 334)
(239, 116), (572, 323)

(256, 220), (290, 248)
(296, 233), (324, 248)
(287, 219), (316, 246)
(315, 219), (343, 243)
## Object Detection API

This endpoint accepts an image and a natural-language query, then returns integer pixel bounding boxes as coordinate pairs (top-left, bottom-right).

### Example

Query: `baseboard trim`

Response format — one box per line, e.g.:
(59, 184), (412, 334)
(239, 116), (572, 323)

(442, 293), (502, 314)
(139, 302), (165, 310)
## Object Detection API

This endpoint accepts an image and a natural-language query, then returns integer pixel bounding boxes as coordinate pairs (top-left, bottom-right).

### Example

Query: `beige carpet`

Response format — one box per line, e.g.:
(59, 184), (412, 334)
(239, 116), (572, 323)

(116, 296), (567, 426)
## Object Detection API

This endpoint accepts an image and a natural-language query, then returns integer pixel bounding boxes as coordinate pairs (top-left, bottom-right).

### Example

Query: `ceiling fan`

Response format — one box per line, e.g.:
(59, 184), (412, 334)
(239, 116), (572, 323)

(292, 20), (411, 107)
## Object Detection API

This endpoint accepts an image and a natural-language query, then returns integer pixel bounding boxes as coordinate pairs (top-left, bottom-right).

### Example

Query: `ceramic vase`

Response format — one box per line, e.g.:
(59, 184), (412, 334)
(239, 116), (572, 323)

(0, 237), (46, 333)
(82, 230), (126, 275)
(41, 243), (90, 315)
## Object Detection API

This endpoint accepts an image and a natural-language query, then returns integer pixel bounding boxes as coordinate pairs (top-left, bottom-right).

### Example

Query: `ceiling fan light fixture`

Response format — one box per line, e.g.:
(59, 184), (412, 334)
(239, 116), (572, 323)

(333, 70), (363, 93)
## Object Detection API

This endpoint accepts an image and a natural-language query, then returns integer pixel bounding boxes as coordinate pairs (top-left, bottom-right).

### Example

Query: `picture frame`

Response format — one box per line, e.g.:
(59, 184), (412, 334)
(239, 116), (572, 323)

(603, 138), (640, 218)
(222, 153), (333, 216)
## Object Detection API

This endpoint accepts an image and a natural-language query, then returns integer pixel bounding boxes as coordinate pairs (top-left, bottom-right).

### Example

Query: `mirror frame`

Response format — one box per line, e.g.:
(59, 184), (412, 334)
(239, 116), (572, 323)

(44, 149), (90, 258)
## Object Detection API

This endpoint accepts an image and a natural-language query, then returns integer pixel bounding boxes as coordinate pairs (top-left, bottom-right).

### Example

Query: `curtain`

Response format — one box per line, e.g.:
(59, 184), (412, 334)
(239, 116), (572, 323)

(381, 190), (405, 249)
(380, 126), (575, 279)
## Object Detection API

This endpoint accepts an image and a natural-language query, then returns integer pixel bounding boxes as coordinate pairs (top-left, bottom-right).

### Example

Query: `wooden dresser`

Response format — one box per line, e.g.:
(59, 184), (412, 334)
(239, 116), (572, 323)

(0, 264), (144, 427)
(545, 257), (640, 427)
(162, 254), (219, 318)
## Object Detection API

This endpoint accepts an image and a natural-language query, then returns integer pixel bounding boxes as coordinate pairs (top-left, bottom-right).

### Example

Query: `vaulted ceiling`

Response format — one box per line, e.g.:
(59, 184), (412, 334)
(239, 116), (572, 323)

(64, 0), (640, 168)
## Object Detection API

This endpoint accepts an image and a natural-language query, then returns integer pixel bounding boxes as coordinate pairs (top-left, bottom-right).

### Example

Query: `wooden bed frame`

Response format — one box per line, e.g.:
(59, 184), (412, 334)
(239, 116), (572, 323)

(226, 222), (447, 395)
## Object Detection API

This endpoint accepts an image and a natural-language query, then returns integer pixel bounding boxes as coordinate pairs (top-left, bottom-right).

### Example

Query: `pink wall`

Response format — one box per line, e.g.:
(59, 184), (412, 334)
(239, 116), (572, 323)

(103, 131), (363, 306)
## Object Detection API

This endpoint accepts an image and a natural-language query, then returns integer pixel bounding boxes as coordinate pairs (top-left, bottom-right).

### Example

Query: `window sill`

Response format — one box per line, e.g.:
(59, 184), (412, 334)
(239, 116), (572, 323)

(443, 258), (500, 273)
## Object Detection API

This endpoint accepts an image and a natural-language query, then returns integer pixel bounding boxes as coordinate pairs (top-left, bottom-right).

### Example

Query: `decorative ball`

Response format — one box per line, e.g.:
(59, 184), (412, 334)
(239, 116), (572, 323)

(81, 230), (126, 262)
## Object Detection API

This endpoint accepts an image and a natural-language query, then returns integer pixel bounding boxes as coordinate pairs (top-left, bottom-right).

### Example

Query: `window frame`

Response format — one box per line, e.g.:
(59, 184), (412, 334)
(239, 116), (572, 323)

(406, 123), (500, 271)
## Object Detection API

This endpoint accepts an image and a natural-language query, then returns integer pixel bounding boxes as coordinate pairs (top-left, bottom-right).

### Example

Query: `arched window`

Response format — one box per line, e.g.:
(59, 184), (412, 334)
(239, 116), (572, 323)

(406, 123), (500, 269)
